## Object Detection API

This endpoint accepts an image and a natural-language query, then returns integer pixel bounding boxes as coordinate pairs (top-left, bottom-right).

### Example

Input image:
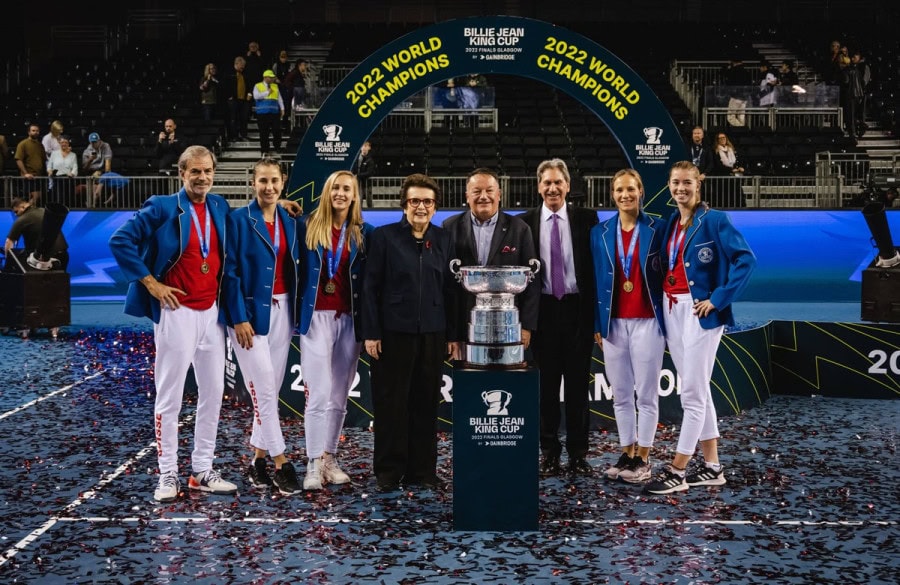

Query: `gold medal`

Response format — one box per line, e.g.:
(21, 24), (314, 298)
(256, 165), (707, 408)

(623, 280), (634, 293)
(201, 261), (210, 274)
(667, 275), (676, 286)
(324, 280), (336, 294)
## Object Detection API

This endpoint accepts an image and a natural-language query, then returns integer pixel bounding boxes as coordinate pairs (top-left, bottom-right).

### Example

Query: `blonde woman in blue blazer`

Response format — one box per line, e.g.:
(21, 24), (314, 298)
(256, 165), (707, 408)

(644, 160), (756, 495)
(298, 170), (374, 490)
(591, 169), (667, 486)
(222, 158), (302, 495)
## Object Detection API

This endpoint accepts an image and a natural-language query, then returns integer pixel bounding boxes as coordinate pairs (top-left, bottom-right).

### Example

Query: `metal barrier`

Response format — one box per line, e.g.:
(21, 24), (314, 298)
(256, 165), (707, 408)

(816, 152), (900, 186)
(293, 106), (498, 132)
(1, 175), (258, 210)
(703, 107), (842, 131)
(2, 173), (856, 211)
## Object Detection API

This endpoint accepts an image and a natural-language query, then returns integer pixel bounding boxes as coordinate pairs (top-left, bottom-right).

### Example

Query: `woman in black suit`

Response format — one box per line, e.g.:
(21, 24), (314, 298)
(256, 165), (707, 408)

(361, 174), (459, 492)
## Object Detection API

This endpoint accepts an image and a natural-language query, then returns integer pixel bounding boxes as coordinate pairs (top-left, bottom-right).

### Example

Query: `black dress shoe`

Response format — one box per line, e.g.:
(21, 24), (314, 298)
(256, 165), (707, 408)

(419, 475), (445, 490)
(539, 454), (562, 477)
(568, 457), (593, 476)
(375, 476), (400, 492)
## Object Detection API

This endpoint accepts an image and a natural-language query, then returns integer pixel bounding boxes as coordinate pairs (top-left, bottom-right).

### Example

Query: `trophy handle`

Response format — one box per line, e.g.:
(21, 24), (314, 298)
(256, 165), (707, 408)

(449, 258), (462, 282)
(528, 258), (541, 280)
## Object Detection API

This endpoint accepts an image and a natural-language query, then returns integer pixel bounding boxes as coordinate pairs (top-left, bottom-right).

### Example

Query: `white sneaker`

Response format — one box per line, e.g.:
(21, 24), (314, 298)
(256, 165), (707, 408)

(303, 458), (323, 490)
(188, 468), (237, 494)
(618, 457), (652, 484)
(154, 470), (180, 502)
(321, 453), (351, 485)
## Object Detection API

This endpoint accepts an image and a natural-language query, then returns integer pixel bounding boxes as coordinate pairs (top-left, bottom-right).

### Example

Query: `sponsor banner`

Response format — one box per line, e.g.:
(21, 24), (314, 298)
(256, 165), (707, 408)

(286, 16), (687, 217)
(772, 321), (900, 399)
(273, 323), (775, 429)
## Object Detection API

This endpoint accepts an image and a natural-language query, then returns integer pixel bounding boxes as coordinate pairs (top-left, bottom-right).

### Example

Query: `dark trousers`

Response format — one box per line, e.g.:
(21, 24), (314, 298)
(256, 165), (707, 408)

(533, 294), (592, 459)
(257, 113), (282, 153)
(371, 330), (445, 483)
(227, 99), (250, 139)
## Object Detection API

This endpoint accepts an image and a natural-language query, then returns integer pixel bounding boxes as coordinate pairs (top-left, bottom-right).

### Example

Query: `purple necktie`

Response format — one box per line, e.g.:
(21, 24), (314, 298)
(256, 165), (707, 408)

(550, 214), (565, 300)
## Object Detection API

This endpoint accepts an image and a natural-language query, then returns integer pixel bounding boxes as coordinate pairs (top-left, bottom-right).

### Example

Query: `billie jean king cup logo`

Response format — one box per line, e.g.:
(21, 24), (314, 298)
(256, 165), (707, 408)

(482, 390), (512, 415)
(323, 124), (343, 141)
(643, 126), (663, 144)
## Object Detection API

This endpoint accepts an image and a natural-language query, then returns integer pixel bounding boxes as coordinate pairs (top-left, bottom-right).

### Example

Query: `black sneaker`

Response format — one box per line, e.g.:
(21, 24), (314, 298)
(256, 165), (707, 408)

(272, 462), (300, 495)
(248, 458), (273, 489)
(642, 466), (688, 495)
(686, 464), (726, 487)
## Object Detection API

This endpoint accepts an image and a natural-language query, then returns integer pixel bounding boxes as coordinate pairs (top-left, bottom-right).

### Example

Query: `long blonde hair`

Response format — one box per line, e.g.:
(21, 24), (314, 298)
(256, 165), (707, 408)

(305, 170), (365, 251)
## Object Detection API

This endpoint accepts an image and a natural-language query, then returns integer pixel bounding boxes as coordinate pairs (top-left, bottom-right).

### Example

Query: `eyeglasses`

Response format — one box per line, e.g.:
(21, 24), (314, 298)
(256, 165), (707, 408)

(407, 198), (435, 208)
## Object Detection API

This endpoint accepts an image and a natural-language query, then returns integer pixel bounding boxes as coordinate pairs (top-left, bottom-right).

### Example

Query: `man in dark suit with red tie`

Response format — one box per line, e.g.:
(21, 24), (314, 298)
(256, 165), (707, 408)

(443, 168), (539, 355)
(521, 159), (598, 477)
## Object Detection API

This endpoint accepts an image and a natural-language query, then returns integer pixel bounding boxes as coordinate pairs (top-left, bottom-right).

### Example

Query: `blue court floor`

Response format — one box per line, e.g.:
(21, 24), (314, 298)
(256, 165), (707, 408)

(0, 303), (896, 584)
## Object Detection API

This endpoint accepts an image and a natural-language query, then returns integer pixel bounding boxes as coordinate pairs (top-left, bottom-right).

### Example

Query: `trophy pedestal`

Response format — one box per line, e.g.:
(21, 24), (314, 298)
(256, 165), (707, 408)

(452, 367), (539, 531)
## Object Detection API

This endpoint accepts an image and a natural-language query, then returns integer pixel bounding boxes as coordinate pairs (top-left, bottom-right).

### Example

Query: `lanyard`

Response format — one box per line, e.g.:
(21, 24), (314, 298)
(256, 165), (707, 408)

(668, 222), (686, 273)
(616, 216), (639, 281)
(188, 201), (210, 259)
(326, 222), (348, 281)
(269, 213), (281, 257)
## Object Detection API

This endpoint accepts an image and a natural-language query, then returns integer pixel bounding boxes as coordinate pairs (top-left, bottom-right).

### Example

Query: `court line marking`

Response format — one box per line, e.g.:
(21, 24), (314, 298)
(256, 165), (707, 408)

(0, 370), (106, 421)
(50, 517), (898, 527)
(0, 439), (157, 568)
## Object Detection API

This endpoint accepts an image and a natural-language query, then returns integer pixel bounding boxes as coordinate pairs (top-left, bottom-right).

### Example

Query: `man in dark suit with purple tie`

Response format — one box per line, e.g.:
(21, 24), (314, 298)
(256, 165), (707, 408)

(520, 159), (598, 477)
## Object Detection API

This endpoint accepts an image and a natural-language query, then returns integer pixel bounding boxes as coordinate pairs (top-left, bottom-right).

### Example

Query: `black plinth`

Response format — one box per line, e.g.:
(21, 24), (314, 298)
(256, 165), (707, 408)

(452, 367), (539, 531)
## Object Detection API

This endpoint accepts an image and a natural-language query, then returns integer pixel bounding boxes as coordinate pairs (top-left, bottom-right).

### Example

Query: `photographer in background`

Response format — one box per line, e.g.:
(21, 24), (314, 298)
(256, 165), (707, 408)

(156, 119), (184, 175)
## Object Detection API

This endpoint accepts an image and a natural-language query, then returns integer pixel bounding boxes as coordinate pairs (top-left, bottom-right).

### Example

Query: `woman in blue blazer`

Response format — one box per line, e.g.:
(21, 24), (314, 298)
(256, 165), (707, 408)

(222, 158), (302, 495)
(297, 170), (374, 491)
(644, 160), (756, 495)
(591, 169), (666, 485)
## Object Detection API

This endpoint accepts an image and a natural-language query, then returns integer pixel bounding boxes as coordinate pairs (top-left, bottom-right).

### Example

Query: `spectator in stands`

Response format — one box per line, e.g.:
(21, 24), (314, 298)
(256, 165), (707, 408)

(721, 59), (748, 126)
(253, 70), (285, 157)
(687, 126), (715, 181)
(15, 124), (46, 205)
(199, 63), (220, 122)
(227, 56), (252, 142)
(757, 61), (778, 107)
(0, 134), (9, 174)
(827, 40), (843, 84)
(245, 41), (265, 87)
(779, 60), (800, 106)
(712, 132), (745, 207)
(285, 59), (311, 110)
(272, 50), (293, 124)
(351, 141), (377, 206)
(42, 120), (64, 161)
(47, 135), (78, 205)
(847, 50), (872, 139)
(156, 119), (184, 175)
(82, 132), (113, 206)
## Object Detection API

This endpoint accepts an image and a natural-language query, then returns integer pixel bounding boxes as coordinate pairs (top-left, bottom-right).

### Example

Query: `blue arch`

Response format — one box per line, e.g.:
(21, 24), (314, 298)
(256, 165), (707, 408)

(287, 16), (687, 217)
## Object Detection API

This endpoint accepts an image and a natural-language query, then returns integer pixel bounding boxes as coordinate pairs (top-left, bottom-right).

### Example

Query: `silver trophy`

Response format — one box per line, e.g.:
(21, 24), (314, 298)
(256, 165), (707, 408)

(450, 259), (541, 369)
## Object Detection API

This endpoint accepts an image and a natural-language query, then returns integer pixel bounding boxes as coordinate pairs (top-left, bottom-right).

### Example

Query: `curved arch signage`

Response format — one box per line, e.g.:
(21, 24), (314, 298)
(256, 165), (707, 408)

(287, 16), (687, 216)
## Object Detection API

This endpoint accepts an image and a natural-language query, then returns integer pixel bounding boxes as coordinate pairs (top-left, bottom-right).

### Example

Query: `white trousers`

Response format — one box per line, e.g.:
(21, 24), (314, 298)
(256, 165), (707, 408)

(602, 318), (665, 448)
(664, 293), (724, 456)
(228, 293), (292, 458)
(153, 303), (226, 474)
(299, 311), (360, 459)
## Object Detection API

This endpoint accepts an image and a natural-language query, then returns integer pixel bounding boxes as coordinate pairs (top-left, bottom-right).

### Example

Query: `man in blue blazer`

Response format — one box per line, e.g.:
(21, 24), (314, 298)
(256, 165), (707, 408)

(109, 145), (237, 503)
(521, 159), (598, 477)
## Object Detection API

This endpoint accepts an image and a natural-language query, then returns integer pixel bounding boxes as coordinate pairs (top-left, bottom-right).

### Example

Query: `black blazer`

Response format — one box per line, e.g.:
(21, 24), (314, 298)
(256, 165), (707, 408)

(520, 204), (598, 339)
(442, 211), (540, 332)
(687, 141), (716, 177)
(360, 217), (459, 340)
